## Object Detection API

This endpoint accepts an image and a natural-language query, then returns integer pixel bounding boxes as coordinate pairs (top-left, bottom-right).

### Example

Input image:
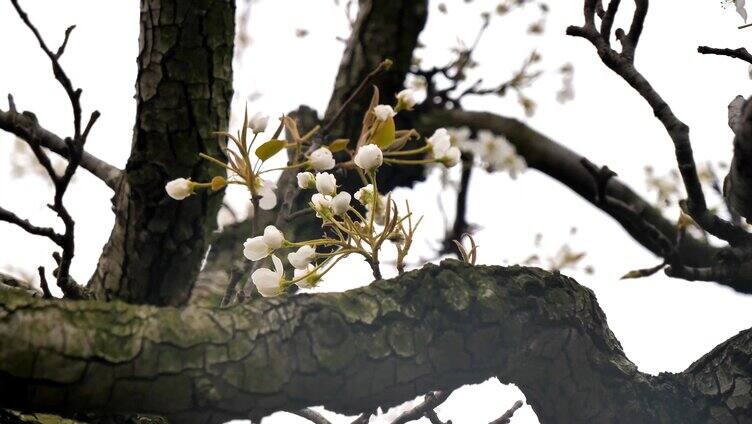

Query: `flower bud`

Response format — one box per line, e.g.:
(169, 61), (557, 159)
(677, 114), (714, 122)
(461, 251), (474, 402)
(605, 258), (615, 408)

(165, 178), (193, 200)
(315, 172), (337, 196)
(373, 104), (396, 122)
(310, 147), (336, 171)
(354, 144), (384, 171)
(249, 112), (269, 134)
(297, 171), (316, 189)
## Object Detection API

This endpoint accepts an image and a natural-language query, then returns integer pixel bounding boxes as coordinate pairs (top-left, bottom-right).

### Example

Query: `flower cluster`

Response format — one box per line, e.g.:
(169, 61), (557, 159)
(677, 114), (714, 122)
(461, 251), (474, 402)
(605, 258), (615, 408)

(241, 87), (455, 297)
(455, 128), (527, 179)
(165, 85), (465, 298)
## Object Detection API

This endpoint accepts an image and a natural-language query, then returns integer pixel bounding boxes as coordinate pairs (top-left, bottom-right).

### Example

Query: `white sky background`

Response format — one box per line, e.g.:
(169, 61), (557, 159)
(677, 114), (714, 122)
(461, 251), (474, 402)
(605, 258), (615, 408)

(1, 1), (752, 423)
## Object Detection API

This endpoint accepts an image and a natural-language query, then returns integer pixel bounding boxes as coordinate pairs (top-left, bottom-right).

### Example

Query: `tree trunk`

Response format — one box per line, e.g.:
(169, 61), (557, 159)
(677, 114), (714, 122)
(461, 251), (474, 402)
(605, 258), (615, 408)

(88, 0), (235, 306)
(1, 261), (749, 423)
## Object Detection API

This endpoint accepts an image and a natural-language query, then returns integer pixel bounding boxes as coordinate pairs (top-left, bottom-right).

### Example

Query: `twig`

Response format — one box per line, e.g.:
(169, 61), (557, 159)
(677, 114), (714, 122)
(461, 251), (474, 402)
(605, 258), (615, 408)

(390, 391), (451, 424)
(567, 0), (752, 246)
(37, 267), (52, 299)
(698, 46), (752, 65)
(488, 400), (524, 424)
(321, 59), (393, 136)
(2, 0), (98, 299)
(288, 408), (332, 424)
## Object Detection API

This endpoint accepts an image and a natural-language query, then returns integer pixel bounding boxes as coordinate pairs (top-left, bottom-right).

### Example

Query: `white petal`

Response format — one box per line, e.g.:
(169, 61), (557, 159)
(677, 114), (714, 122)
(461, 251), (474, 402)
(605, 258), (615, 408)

(262, 225), (284, 249)
(243, 237), (269, 261)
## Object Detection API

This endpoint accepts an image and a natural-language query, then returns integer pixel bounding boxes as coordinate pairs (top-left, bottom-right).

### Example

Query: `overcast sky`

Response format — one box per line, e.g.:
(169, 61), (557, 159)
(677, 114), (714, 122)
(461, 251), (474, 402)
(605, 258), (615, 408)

(1, 1), (752, 423)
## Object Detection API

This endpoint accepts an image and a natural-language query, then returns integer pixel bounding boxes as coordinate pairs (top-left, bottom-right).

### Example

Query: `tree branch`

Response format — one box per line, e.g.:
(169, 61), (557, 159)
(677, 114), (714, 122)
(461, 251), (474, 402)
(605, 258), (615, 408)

(0, 98), (122, 190)
(567, 0), (752, 246)
(417, 109), (721, 268)
(697, 46), (752, 65)
(0, 261), (747, 423)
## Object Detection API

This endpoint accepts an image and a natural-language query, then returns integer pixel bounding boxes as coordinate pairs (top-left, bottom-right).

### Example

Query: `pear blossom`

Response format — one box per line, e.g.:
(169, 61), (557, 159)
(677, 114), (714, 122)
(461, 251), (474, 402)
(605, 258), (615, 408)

(287, 245), (316, 270)
(354, 144), (383, 171)
(249, 112), (269, 134)
(373, 104), (396, 122)
(310, 147), (336, 171)
(297, 171), (316, 189)
(315, 172), (338, 196)
(396, 88), (418, 110)
(165, 178), (193, 200)
(366, 195), (389, 226)
(294, 264), (321, 289)
(243, 225), (284, 261)
(427, 128), (451, 157)
(355, 184), (375, 205)
(251, 254), (284, 297)
(311, 193), (332, 217)
(256, 178), (277, 210)
(441, 146), (462, 167)
(331, 191), (352, 215)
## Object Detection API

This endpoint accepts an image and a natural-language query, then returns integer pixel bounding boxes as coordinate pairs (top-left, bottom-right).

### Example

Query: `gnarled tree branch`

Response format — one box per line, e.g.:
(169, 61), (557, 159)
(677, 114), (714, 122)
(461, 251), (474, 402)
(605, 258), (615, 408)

(0, 261), (748, 423)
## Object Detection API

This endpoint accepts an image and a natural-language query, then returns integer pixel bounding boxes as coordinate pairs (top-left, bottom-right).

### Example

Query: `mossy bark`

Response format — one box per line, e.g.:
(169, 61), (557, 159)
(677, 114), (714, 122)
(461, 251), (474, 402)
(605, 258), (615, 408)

(1, 262), (750, 423)
(88, 0), (235, 306)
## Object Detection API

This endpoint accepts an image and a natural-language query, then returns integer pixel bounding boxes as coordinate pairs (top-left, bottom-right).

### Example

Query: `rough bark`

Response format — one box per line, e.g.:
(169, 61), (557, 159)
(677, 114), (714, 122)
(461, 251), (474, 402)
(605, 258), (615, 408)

(88, 0), (235, 306)
(725, 96), (752, 222)
(0, 261), (749, 423)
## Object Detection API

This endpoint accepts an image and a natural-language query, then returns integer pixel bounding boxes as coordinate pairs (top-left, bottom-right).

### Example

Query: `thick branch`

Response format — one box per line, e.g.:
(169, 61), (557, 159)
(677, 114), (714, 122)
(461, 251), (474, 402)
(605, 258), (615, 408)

(0, 261), (746, 423)
(418, 109), (720, 268)
(0, 105), (121, 190)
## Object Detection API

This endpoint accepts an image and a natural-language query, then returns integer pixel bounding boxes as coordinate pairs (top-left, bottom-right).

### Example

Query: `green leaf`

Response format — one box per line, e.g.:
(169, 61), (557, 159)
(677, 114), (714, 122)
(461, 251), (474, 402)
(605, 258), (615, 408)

(372, 116), (396, 149)
(328, 138), (350, 153)
(255, 139), (286, 161)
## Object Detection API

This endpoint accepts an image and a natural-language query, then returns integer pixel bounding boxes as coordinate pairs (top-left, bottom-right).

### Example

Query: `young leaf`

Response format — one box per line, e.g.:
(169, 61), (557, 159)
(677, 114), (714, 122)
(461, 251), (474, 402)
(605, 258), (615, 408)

(372, 116), (396, 149)
(328, 138), (350, 153)
(255, 139), (286, 161)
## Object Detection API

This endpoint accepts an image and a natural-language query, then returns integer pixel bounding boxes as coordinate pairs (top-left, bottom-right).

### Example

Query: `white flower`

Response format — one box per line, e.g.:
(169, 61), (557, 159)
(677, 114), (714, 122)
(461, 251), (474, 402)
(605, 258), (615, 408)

(249, 112), (269, 134)
(256, 178), (277, 210)
(262, 225), (284, 249)
(441, 146), (462, 167)
(251, 254), (284, 297)
(396, 89), (418, 110)
(366, 195), (389, 226)
(294, 264), (321, 289)
(354, 144), (383, 171)
(315, 172), (338, 196)
(243, 225), (284, 261)
(310, 147), (336, 171)
(165, 178), (193, 200)
(373, 104), (396, 122)
(287, 245), (316, 270)
(476, 131), (527, 177)
(427, 128), (451, 157)
(355, 184), (375, 205)
(297, 171), (316, 189)
(331, 191), (351, 215)
(311, 193), (332, 218)
(449, 127), (471, 145)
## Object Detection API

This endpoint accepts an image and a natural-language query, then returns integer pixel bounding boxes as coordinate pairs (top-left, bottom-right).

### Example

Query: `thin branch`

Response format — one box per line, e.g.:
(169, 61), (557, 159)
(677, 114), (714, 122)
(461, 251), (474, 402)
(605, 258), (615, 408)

(321, 59), (393, 137)
(288, 408), (332, 424)
(390, 391), (451, 424)
(566, 0), (752, 246)
(697, 46), (752, 65)
(0, 206), (62, 245)
(488, 400), (524, 424)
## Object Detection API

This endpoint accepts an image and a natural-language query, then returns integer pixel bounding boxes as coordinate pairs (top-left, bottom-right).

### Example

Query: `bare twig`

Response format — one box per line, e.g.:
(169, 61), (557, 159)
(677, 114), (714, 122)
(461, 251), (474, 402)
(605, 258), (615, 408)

(288, 408), (332, 424)
(390, 391), (451, 424)
(567, 0), (752, 246)
(37, 266), (52, 299)
(488, 400), (524, 424)
(1, 0), (98, 299)
(698, 46), (752, 65)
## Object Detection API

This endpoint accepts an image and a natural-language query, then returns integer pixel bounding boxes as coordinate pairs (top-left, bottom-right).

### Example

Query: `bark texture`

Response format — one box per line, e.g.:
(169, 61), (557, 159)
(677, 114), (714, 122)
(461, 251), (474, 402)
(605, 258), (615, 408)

(1, 261), (750, 424)
(88, 0), (235, 306)
(726, 96), (752, 222)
